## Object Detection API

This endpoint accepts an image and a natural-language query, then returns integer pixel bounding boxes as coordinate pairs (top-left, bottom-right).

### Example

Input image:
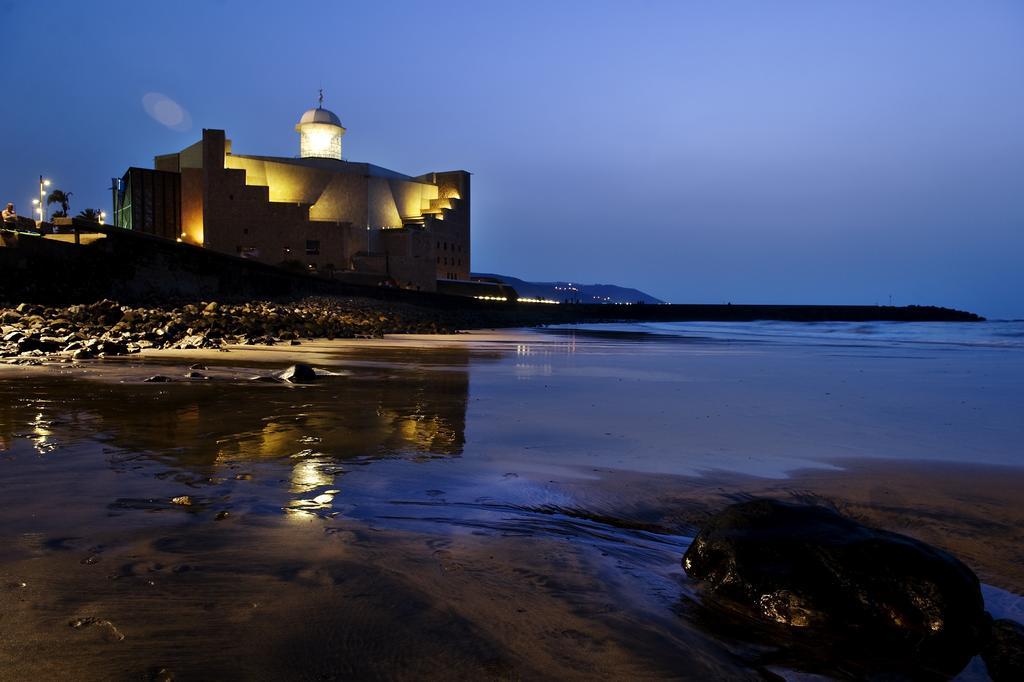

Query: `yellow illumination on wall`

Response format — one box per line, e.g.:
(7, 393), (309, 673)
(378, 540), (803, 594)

(182, 220), (204, 245)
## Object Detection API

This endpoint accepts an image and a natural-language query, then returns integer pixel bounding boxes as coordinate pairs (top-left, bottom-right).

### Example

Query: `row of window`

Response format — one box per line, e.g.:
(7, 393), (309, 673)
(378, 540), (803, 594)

(437, 241), (463, 253)
(240, 239), (464, 265)
(236, 243), (320, 257)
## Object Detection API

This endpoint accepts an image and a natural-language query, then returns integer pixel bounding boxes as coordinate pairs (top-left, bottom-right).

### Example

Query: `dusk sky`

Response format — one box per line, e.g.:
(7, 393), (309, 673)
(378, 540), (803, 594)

(3, 0), (1022, 318)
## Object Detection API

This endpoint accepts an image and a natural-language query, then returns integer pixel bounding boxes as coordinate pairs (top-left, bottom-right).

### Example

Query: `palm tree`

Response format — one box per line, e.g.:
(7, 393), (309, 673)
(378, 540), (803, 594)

(46, 190), (73, 218)
(77, 208), (102, 222)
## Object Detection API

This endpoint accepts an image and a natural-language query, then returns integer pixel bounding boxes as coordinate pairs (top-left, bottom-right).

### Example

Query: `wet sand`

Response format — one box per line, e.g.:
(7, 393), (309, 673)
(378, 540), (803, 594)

(1, 325), (1022, 679)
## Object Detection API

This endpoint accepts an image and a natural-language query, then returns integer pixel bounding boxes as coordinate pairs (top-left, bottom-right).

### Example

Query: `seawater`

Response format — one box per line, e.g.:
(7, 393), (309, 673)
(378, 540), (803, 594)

(0, 321), (1021, 679)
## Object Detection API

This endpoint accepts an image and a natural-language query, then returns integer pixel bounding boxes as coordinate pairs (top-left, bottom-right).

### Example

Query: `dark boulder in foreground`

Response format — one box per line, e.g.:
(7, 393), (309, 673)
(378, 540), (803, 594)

(277, 363), (317, 384)
(983, 618), (1024, 681)
(683, 499), (990, 678)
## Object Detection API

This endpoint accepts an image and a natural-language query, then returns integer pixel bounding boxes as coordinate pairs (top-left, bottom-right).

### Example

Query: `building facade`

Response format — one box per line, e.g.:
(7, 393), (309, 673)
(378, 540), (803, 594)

(115, 101), (470, 291)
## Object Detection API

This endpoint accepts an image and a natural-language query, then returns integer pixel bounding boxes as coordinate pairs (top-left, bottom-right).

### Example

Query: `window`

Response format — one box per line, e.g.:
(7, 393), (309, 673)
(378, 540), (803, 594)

(306, 240), (320, 256)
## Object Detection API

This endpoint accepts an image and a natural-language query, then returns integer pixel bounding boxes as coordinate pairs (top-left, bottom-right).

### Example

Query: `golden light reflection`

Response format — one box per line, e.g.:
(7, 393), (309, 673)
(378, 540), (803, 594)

(289, 456), (335, 493)
(30, 411), (55, 454)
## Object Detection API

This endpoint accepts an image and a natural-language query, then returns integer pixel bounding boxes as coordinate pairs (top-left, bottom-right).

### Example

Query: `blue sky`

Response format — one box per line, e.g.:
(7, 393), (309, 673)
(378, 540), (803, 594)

(2, 0), (1022, 317)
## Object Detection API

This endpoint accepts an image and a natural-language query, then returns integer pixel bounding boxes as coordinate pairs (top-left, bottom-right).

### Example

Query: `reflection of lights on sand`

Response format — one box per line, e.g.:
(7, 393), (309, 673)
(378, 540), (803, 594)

(290, 457), (334, 493)
(30, 412), (56, 454)
(287, 481), (341, 519)
(515, 338), (576, 379)
(516, 338), (576, 357)
(515, 363), (553, 379)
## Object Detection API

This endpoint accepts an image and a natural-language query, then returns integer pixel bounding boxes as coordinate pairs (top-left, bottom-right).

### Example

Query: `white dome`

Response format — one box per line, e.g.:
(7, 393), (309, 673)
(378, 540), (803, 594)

(297, 107), (343, 127)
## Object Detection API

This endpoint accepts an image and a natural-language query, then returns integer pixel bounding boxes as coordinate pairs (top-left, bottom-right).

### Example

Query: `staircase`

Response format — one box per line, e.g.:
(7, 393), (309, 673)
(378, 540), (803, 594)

(401, 196), (459, 228)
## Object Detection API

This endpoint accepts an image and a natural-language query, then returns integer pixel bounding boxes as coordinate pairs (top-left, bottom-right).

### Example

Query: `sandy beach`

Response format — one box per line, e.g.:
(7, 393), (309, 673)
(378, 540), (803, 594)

(1, 322), (1022, 679)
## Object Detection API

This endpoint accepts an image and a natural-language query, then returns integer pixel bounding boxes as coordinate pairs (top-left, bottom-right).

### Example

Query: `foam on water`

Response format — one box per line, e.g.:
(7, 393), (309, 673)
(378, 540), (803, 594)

(546, 319), (1024, 351)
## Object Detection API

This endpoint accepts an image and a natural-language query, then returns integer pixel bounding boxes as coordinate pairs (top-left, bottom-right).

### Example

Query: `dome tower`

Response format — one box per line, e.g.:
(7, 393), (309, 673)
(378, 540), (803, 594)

(295, 90), (346, 160)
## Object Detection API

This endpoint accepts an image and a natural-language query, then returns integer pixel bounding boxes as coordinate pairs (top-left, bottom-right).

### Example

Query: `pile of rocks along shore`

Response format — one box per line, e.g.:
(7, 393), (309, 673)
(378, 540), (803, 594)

(0, 297), (487, 362)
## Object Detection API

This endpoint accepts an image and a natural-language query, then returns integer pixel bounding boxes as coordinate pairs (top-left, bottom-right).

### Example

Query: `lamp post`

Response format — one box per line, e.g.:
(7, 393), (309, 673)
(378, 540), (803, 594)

(37, 175), (51, 225)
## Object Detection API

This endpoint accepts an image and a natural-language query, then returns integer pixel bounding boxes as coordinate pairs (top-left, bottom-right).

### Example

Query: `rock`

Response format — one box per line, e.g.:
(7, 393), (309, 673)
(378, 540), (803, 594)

(185, 371), (205, 379)
(682, 499), (989, 678)
(144, 375), (173, 383)
(68, 616), (125, 642)
(98, 340), (127, 355)
(149, 667), (175, 682)
(170, 496), (193, 506)
(277, 363), (317, 384)
(983, 619), (1024, 681)
(189, 363), (207, 370)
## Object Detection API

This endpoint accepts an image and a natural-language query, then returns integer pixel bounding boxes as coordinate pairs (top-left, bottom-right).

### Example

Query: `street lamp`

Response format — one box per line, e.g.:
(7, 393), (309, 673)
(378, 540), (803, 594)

(38, 176), (51, 225)
(99, 211), (106, 225)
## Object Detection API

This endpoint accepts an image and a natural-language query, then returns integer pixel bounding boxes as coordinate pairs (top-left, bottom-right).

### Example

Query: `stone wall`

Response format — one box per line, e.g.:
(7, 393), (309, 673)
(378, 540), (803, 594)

(0, 222), (436, 305)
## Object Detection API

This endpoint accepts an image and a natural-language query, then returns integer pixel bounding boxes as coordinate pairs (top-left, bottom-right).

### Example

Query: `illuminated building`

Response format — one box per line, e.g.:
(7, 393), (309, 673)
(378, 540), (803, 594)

(114, 96), (470, 291)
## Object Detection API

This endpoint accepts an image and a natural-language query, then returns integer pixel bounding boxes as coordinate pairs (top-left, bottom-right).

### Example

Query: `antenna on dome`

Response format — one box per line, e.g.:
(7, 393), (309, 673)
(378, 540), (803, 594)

(318, 88), (323, 109)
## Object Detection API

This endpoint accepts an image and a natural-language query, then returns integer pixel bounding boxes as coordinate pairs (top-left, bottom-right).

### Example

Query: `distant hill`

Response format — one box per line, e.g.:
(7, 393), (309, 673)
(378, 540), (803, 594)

(472, 273), (664, 304)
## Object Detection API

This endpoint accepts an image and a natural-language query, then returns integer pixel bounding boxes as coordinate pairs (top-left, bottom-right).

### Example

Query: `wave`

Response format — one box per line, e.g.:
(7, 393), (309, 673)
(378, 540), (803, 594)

(549, 320), (1024, 351)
